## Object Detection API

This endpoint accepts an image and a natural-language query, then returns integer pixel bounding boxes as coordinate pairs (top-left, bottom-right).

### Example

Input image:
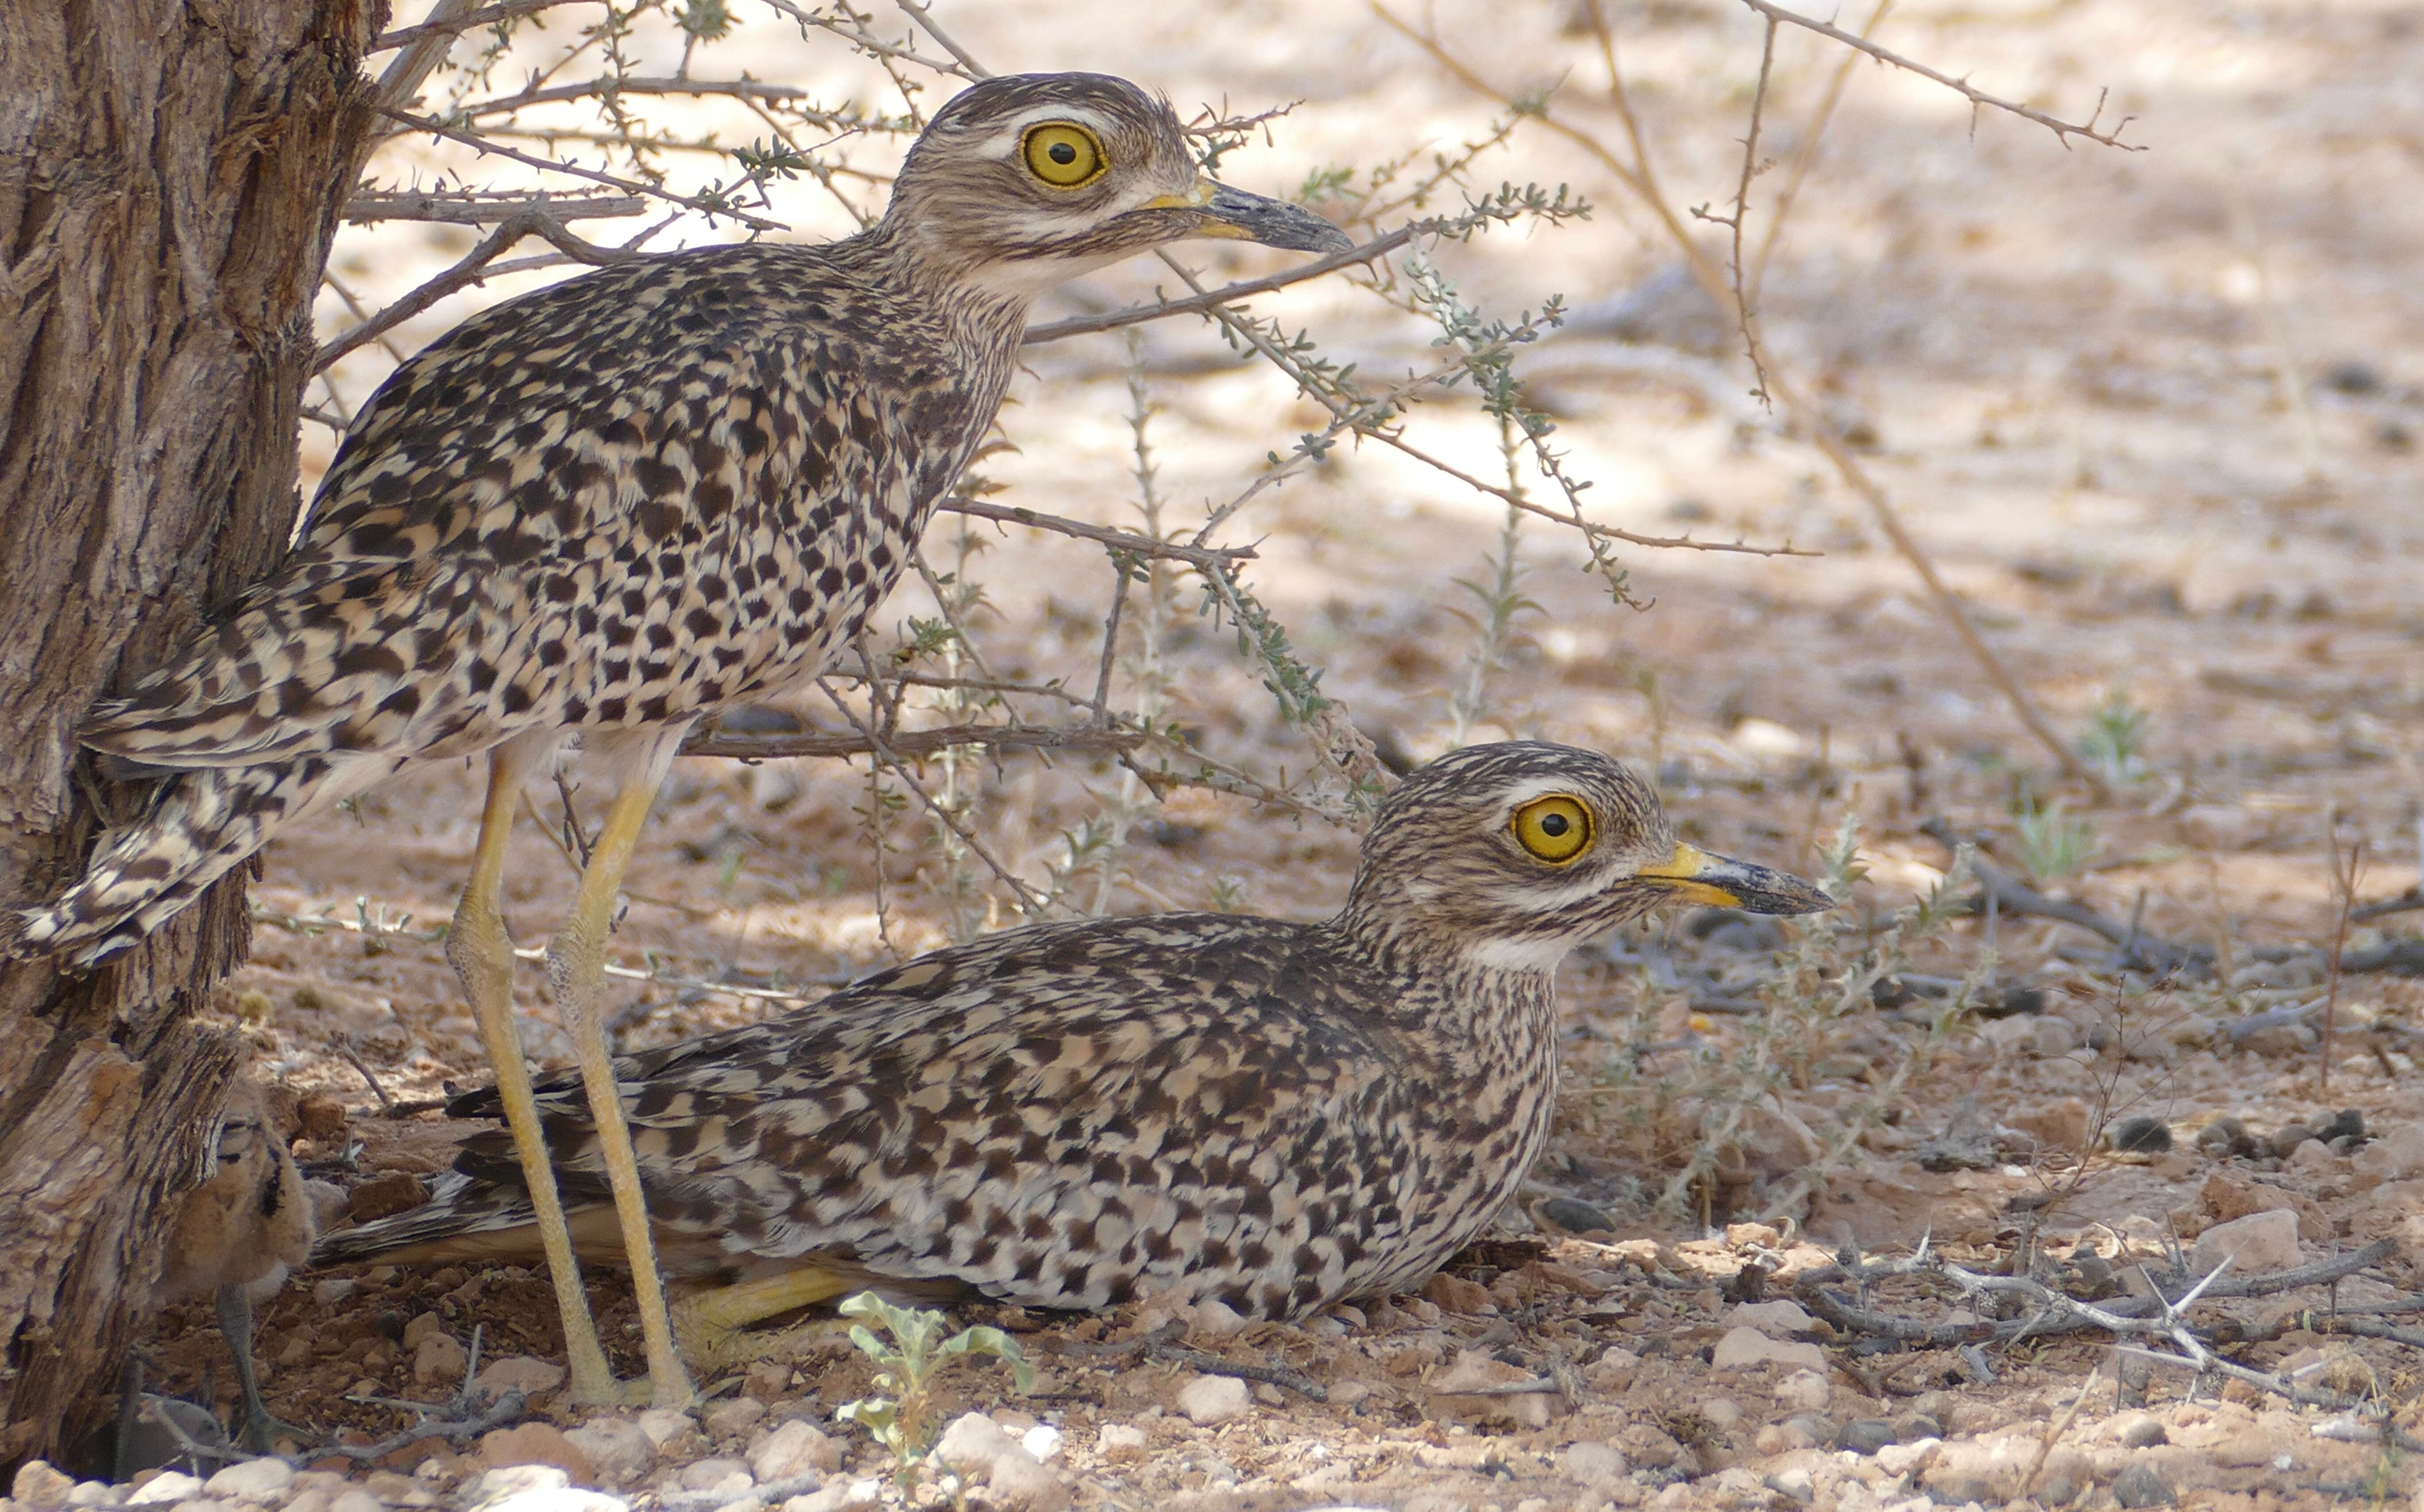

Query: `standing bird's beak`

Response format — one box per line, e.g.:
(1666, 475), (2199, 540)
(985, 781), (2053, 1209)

(1634, 842), (1835, 916)
(1141, 177), (1353, 254)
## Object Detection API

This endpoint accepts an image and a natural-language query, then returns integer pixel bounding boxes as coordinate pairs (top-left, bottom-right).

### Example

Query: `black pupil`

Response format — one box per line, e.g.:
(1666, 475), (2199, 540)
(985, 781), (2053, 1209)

(1049, 142), (1077, 165)
(1539, 813), (1569, 837)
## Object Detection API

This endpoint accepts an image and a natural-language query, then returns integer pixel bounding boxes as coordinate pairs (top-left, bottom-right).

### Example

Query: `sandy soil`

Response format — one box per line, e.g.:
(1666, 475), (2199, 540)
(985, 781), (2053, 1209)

(38, 0), (2424, 1508)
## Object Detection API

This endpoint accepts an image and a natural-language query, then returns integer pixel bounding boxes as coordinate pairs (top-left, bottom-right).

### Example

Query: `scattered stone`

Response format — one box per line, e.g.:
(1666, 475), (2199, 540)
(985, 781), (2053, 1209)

(204, 1460), (295, 1503)
(1562, 1443), (1628, 1486)
(465, 1466), (628, 1512)
(1838, 1420), (1897, 1454)
(313, 1278), (359, 1308)
(1710, 1326), (1826, 1372)
(1177, 1375), (1252, 1427)
(2354, 1122), (2424, 1183)
(329, 1492), (385, 1512)
(676, 1460), (751, 1495)
(2267, 1124), (2315, 1159)
(748, 1420), (841, 1483)
(1189, 1299), (1247, 1338)
(128, 1476), (204, 1507)
(1873, 1439), (1939, 1477)
(702, 1398), (767, 1441)
(1095, 1425), (1148, 1457)
(349, 1172), (432, 1223)
(1775, 1370), (1830, 1412)
(2288, 1138), (2336, 1173)
(166, 1496), (234, 1512)
(1586, 1345), (1641, 1391)
(474, 1357), (567, 1401)
(2192, 1209), (2301, 1276)
(2196, 1116), (2254, 1158)
(298, 1093), (350, 1143)
(635, 1410), (697, 1451)
(413, 1330), (468, 1385)
(2111, 1461), (2175, 1508)
(11, 1465), (72, 1510)
(480, 1424), (595, 1485)
(2006, 1097), (2092, 1155)
(2317, 1109), (2366, 1144)
(1020, 1424), (1062, 1462)
(1418, 1272), (1493, 1314)
(563, 1421), (655, 1488)
(1729, 1299), (1813, 1335)
(1538, 1196), (1614, 1234)
(982, 1451), (1068, 1512)
(2109, 1116), (2172, 1153)
(401, 1313), (443, 1348)
(2117, 1414), (2169, 1448)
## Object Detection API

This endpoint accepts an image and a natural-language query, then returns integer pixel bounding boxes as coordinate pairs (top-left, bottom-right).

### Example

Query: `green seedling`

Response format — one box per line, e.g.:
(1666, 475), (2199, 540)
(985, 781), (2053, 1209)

(832, 1291), (1034, 1478)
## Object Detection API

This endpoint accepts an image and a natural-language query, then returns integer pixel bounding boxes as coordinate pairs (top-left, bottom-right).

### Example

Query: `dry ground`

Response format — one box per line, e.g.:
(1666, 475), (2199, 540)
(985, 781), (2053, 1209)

(60, 0), (2424, 1508)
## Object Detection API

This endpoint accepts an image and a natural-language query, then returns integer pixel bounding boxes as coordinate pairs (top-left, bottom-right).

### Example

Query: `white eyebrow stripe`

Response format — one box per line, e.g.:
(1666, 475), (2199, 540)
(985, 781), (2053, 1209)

(972, 106), (1122, 159)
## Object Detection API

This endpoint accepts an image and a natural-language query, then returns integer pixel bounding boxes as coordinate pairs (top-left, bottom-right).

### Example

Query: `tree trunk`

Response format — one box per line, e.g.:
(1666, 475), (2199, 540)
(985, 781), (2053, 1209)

(0, 0), (378, 1470)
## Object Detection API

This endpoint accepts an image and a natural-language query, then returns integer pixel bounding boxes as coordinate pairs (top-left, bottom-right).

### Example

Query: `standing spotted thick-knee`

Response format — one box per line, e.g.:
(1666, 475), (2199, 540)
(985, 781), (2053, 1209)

(7, 73), (1350, 1409)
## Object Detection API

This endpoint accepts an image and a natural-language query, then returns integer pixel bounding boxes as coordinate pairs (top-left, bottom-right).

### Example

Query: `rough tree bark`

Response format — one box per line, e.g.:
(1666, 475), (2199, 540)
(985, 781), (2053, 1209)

(0, 0), (380, 1470)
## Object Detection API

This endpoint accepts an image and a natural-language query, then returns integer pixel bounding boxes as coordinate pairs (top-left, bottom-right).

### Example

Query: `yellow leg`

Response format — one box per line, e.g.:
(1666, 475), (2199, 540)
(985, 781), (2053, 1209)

(548, 750), (696, 1409)
(447, 743), (619, 1405)
(671, 1264), (857, 1371)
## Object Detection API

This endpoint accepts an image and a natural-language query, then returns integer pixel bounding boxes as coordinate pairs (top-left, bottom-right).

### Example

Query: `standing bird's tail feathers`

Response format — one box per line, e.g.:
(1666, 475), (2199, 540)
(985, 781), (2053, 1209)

(10, 755), (387, 967)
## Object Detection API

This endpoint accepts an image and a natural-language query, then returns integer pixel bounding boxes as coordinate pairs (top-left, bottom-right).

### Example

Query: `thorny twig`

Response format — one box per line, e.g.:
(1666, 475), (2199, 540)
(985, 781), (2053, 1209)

(1733, 0), (2142, 150)
(379, 108), (784, 231)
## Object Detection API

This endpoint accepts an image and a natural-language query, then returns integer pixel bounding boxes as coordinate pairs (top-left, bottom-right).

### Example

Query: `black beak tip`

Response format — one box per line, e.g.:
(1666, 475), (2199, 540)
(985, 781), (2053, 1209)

(1739, 874), (1837, 917)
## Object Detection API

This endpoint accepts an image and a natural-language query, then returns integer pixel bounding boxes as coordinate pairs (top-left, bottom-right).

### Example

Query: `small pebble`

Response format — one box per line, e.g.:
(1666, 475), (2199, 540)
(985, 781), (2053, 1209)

(127, 1475), (203, 1507)
(203, 1461), (294, 1503)
(1177, 1375), (1251, 1427)
(2110, 1116), (2172, 1153)
(1837, 1420), (1897, 1454)
(701, 1397), (767, 1440)
(1095, 1425), (1148, 1455)
(2112, 1461), (2175, 1508)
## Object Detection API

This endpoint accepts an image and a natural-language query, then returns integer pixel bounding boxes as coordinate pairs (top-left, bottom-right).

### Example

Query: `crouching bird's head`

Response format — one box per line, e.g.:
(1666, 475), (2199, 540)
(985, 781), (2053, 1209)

(1341, 740), (1834, 971)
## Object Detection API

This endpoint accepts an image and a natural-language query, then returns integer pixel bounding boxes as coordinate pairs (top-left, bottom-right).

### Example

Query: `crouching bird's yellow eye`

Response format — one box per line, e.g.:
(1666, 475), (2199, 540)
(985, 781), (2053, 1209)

(1512, 795), (1593, 863)
(1023, 123), (1106, 187)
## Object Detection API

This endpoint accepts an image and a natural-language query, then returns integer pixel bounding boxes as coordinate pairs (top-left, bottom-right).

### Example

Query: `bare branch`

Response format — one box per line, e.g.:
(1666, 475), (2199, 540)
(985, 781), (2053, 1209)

(1023, 223), (1411, 344)
(343, 189), (645, 224)
(313, 210), (634, 375)
(456, 75), (863, 121)
(372, 0), (592, 52)
(939, 498), (1261, 571)
(1734, 0), (2143, 151)
(681, 721), (1145, 762)
(892, 0), (994, 80)
(380, 107), (785, 231)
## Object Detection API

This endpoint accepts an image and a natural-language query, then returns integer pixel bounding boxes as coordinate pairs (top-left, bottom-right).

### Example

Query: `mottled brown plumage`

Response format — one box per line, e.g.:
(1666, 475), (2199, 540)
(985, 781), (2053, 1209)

(155, 1078), (318, 1452)
(319, 743), (1829, 1333)
(16, 70), (1347, 1407)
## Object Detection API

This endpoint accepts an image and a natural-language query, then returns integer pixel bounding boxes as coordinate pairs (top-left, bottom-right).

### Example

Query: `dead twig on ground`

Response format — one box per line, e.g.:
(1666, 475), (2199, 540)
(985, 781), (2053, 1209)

(682, 721), (1146, 762)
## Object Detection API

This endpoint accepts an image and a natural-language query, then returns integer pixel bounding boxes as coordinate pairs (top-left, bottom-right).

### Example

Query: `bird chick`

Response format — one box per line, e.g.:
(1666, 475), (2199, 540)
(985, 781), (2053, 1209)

(152, 1077), (317, 1453)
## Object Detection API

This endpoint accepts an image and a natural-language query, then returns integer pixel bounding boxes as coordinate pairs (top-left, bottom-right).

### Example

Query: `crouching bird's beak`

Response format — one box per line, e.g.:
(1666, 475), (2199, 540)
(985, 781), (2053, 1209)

(1635, 842), (1835, 916)
(1142, 178), (1353, 254)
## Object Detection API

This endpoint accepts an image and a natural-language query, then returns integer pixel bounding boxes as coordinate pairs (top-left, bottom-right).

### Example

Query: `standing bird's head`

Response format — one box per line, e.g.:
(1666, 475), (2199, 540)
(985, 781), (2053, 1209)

(881, 72), (1351, 297)
(1339, 741), (1837, 972)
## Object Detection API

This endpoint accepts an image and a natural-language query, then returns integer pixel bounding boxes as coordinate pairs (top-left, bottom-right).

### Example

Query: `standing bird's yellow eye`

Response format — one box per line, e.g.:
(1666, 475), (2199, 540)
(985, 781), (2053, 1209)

(1022, 123), (1107, 187)
(1511, 795), (1594, 863)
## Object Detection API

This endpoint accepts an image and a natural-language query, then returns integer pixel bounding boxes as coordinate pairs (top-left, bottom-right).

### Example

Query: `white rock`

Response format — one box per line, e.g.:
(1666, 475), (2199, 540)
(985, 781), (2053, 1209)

(2355, 1123), (2424, 1183)
(1019, 1425), (1063, 1463)
(1776, 1369), (1831, 1412)
(462, 1468), (567, 1511)
(11, 1465), (73, 1511)
(1874, 1438), (1941, 1476)
(2192, 1209), (2302, 1276)
(474, 1356), (568, 1401)
(635, 1409), (696, 1450)
(1190, 1299), (1248, 1338)
(983, 1453), (1068, 1512)
(328, 1493), (385, 1512)
(564, 1420), (655, 1486)
(1562, 1443), (1630, 1485)
(1699, 1397), (1743, 1428)
(702, 1398), (767, 1440)
(932, 1414), (1020, 1476)
(68, 1483), (119, 1508)
(313, 1279), (358, 1307)
(1095, 1425), (1149, 1455)
(1710, 1325), (1827, 1371)
(749, 1420), (842, 1483)
(128, 1475), (205, 1507)
(167, 1498), (232, 1512)
(1729, 1300), (1814, 1335)
(2290, 1139), (2337, 1173)
(475, 1488), (628, 1512)
(204, 1461), (295, 1502)
(1177, 1375), (1252, 1427)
